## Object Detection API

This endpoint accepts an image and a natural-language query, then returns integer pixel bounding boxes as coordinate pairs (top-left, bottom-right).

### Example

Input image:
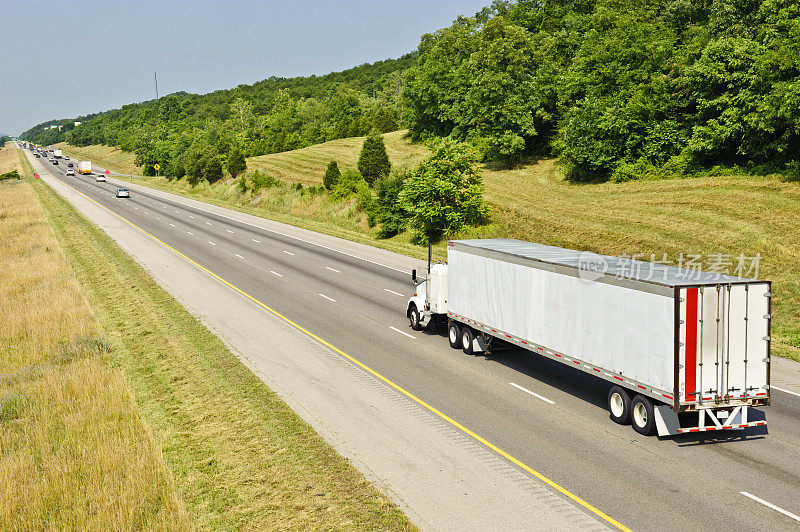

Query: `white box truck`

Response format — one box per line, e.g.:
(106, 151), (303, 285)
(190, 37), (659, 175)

(407, 239), (770, 437)
(77, 161), (92, 175)
(53, 149), (62, 158)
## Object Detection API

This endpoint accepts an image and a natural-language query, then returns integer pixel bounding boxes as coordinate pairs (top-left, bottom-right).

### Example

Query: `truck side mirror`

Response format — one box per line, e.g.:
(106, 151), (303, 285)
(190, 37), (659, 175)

(412, 269), (417, 284)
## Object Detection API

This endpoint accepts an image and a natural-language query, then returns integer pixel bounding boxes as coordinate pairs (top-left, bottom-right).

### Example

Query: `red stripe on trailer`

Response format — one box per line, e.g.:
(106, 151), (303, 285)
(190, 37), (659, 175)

(573, 360), (580, 365)
(684, 288), (699, 402)
(663, 394), (673, 400)
(506, 334), (512, 338)
(521, 341), (527, 345)
(555, 354), (562, 357)
(614, 376), (623, 381)
(593, 368), (600, 372)
(638, 385), (647, 390)
(756, 392), (766, 396)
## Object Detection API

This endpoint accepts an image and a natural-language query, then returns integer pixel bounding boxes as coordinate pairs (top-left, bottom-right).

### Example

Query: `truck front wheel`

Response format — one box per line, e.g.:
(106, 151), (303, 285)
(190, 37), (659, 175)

(608, 386), (631, 425)
(631, 395), (656, 436)
(448, 321), (461, 349)
(408, 304), (423, 331)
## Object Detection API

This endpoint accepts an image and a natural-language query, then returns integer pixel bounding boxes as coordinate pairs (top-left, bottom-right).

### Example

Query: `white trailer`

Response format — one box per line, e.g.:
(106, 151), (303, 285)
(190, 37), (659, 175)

(407, 239), (770, 437)
(53, 149), (63, 158)
(77, 161), (92, 175)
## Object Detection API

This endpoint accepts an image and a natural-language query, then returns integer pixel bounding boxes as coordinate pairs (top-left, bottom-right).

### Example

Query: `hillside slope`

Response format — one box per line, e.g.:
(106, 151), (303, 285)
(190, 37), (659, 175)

(55, 135), (800, 361)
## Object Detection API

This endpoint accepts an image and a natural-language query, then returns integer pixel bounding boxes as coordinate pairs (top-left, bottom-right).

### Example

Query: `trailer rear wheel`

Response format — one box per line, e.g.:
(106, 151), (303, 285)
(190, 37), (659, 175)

(631, 395), (656, 436)
(461, 327), (475, 355)
(408, 304), (423, 331)
(448, 321), (461, 349)
(608, 386), (631, 425)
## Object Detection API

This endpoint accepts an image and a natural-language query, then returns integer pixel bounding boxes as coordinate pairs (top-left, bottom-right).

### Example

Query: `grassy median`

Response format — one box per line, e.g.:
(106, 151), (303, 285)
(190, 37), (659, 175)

(9, 159), (413, 528)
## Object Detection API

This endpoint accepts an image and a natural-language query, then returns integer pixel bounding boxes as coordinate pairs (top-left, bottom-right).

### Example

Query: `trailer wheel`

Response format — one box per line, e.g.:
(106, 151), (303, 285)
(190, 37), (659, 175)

(608, 386), (631, 425)
(408, 304), (423, 331)
(448, 321), (461, 349)
(461, 327), (475, 355)
(631, 395), (656, 436)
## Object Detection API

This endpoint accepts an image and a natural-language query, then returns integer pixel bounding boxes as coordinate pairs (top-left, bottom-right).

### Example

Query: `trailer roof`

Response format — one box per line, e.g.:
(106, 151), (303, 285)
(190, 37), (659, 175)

(450, 239), (763, 288)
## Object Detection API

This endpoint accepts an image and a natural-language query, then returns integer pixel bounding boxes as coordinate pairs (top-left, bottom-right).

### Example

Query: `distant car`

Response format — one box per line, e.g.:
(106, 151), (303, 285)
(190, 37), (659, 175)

(52, 159), (58, 165)
(35, 154), (40, 158)
(115, 188), (130, 198)
(67, 162), (73, 167)
(96, 175), (106, 182)
(66, 168), (75, 176)
(64, 156), (70, 160)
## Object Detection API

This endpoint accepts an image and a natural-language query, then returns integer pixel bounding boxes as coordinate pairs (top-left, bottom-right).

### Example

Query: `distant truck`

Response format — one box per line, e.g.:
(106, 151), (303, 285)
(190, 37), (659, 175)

(53, 149), (63, 158)
(77, 161), (92, 175)
(407, 239), (770, 437)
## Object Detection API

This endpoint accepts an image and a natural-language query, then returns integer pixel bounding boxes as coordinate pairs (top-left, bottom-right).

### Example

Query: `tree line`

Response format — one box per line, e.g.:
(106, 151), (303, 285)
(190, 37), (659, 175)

(21, 0), (800, 186)
(404, 0), (800, 181)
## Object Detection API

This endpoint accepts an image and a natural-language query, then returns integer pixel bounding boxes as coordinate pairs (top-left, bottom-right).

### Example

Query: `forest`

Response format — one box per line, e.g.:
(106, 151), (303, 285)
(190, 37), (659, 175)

(22, 0), (800, 183)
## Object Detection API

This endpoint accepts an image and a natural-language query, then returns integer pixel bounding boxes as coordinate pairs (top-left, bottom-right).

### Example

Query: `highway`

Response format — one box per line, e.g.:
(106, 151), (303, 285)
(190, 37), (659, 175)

(27, 149), (800, 530)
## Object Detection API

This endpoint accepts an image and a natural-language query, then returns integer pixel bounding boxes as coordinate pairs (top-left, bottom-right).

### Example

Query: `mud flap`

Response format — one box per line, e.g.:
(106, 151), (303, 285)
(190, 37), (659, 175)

(654, 405), (680, 436)
(472, 336), (487, 353)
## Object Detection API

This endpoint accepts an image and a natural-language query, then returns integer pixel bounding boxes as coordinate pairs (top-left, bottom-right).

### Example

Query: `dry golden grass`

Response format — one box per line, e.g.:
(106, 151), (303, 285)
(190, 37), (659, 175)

(247, 130), (430, 185)
(0, 178), (188, 529)
(29, 154), (414, 529)
(0, 141), (24, 175)
(59, 136), (800, 360)
(55, 142), (142, 175)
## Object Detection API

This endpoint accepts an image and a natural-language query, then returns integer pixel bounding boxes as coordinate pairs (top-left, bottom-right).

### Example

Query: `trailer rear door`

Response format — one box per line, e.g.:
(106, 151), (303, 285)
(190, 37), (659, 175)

(678, 283), (770, 406)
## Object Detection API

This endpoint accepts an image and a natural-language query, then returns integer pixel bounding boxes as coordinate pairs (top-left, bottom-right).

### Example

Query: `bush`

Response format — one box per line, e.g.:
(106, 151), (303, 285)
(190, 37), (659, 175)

(323, 161), (341, 190)
(371, 172), (409, 239)
(228, 148), (247, 178)
(250, 170), (282, 193)
(0, 170), (21, 180)
(331, 169), (369, 200)
(357, 131), (390, 186)
(205, 156), (224, 184)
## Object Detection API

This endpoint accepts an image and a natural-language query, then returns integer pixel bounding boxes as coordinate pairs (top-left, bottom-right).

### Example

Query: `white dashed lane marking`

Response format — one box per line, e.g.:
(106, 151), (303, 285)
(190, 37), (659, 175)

(318, 294), (336, 302)
(389, 326), (415, 339)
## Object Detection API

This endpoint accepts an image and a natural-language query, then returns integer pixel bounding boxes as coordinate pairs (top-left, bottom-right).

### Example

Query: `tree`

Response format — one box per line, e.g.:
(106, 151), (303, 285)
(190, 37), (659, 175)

(205, 156), (224, 183)
(323, 161), (341, 189)
(357, 131), (390, 185)
(399, 140), (488, 244)
(228, 148), (247, 178)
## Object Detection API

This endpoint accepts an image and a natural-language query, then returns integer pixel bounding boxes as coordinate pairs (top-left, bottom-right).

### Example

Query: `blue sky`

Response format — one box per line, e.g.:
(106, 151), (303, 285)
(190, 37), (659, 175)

(0, 0), (488, 135)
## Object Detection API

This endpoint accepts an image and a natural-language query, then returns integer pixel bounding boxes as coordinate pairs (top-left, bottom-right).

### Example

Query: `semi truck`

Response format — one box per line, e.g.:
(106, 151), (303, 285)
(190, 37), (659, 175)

(407, 239), (770, 437)
(53, 149), (62, 158)
(77, 161), (92, 175)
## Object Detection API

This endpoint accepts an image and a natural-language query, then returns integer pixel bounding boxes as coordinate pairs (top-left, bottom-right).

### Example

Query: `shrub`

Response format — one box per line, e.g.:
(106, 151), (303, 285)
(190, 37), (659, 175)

(250, 170), (282, 193)
(371, 172), (409, 239)
(331, 169), (369, 200)
(357, 131), (390, 186)
(323, 161), (341, 190)
(227, 148), (247, 178)
(205, 156), (224, 184)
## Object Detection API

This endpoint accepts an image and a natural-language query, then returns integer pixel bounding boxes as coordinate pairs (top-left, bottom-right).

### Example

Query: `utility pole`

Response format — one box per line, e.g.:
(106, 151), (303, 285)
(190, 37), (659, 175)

(154, 70), (159, 100)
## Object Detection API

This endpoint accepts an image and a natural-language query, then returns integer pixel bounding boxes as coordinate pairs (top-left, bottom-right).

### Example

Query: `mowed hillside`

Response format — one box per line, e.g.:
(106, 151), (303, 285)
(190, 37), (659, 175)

(55, 135), (800, 361)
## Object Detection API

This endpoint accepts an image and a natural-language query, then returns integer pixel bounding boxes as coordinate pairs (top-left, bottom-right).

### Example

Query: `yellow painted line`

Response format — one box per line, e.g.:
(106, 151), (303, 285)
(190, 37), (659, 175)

(35, 160), (631, 532)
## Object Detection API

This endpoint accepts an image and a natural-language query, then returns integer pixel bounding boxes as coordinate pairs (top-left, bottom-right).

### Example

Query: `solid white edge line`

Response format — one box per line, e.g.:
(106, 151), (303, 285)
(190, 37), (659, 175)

(389, 326), (416, 339)
(283, 250), (295, 255)
(326, 267), (341, 273)
(318, 293), (336, 302)
(772, 386), (800, 398)
(509, 382), (556, 405)
(235, 253), (244, 259)
(384, 288), (404, 296)
(740, 491), (800, 522)
(269, 270), (282, 277)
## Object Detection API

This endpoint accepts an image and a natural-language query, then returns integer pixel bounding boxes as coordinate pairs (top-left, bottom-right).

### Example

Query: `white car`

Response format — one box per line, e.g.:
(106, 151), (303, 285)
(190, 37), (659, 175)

(96, 175), (106, 182)
(64, 156), (70, 160)
(66, 168), (75, 176)
(115, 188), (130, 198)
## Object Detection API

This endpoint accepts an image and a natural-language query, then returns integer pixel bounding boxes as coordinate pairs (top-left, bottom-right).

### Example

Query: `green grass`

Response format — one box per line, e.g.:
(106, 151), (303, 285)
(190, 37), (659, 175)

(29, 168), (414, 529)
(57, 137), (800, 362)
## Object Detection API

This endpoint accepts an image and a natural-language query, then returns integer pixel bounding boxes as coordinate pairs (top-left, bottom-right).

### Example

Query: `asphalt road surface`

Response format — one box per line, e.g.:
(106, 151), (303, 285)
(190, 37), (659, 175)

(26, 148), (800, 530)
